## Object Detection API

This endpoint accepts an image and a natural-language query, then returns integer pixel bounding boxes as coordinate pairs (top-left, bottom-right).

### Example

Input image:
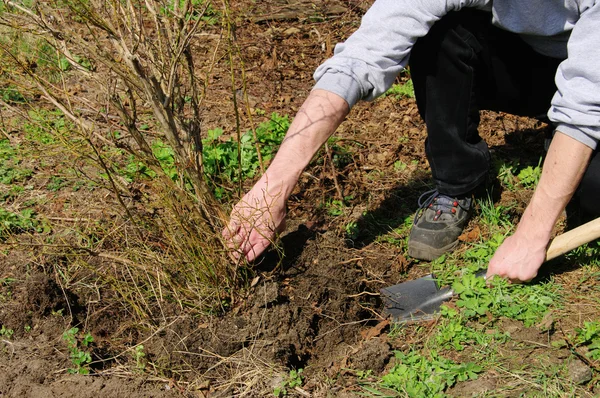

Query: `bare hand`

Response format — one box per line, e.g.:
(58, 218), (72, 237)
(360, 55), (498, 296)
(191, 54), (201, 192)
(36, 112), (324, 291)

(222, 176), (288, 262)
(486, 232), (548, 283)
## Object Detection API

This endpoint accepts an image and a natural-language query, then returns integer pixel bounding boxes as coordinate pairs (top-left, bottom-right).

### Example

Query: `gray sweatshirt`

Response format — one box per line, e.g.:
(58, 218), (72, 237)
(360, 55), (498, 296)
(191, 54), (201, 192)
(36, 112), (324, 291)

(314, 0), (600, 149)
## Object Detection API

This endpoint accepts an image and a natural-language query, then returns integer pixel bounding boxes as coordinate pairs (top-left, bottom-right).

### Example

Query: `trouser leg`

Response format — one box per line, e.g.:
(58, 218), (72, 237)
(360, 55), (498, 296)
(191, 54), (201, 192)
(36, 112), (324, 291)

(577, 150), (600, 221)
(409, 9), (563, 196)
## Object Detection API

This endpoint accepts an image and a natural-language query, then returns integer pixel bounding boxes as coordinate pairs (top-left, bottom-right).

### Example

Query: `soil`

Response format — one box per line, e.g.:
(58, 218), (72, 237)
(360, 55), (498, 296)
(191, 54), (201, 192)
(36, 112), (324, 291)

(1, 1), (599, 397)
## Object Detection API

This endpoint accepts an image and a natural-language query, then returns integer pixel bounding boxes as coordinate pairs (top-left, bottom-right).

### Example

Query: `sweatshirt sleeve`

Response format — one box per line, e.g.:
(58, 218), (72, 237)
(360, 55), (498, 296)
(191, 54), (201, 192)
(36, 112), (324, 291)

(548, 2), (600, 150)
(313, 0), (492, 108)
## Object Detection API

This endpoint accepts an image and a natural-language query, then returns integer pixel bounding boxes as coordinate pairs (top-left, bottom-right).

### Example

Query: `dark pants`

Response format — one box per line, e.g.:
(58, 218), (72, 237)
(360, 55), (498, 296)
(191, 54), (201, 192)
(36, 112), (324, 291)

(409, 9), (599, 218)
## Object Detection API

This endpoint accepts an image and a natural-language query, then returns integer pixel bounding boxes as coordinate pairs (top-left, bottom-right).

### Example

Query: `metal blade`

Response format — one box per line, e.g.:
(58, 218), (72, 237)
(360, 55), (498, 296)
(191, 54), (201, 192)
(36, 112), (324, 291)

(381, 274), (455, 322)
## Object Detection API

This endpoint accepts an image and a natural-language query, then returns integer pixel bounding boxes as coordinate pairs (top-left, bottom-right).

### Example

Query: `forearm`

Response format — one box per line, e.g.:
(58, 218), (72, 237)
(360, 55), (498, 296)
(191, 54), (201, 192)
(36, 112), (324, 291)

(515, 131), (592, 241)
(261, 89), (349, 196)
(487, 131), (593, 281)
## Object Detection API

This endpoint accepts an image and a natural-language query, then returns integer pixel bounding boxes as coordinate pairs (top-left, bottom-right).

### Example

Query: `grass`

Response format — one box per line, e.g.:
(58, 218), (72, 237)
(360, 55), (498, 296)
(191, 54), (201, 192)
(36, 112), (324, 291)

(0, 138), (32, 185)
(367, 197), (596, 397)
(0, 3), (598, 397)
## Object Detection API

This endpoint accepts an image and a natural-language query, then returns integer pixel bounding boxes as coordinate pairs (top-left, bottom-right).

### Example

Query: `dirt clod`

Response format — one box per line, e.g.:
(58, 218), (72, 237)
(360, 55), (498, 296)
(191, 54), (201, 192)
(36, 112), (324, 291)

(567, 359), (593, 385)
(350, 337), (392, 373)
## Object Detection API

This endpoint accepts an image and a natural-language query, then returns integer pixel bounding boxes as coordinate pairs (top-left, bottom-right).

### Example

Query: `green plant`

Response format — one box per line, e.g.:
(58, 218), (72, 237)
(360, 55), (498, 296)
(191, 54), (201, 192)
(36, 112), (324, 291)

(368, 350), (482, 397)
(394, 160), (408, 171)
(517, 158), (543, 188)
(274, 368), (304, 397)
(0, 85), (26, 103)
(133, 344), (146, 371)
(477, 196), (513, 230)
(62, 327), (94, 375)
(47, 176), (67, 191)
(0, 139), (33, 185)
(160, 0), (219, 23)
(453, 272), (494, 318)
(433, 306), (508, 352)
(345, 220), (359, 240)
(461, 232), (506, 267)
(496, 160), (518, 190)
(326, 199), (345, 217)
(0, 325), (14, 338)
(383, 79), (415, 99)
(24, 109), (70, 145)
(201, 113), (290, 198)
(451, 270), (560, 327)
(575, 321), (600, 360)
(0, 207), (43, 239)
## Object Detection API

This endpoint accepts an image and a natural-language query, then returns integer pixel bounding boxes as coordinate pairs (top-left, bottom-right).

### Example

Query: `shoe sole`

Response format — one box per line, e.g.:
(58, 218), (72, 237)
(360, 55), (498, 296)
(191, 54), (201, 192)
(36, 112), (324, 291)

(408, 239), (459, 261)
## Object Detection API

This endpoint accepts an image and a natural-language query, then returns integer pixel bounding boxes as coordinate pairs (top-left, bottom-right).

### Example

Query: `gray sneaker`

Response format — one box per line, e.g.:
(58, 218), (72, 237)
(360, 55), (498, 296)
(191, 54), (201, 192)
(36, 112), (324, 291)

(408, 189), (473, 261)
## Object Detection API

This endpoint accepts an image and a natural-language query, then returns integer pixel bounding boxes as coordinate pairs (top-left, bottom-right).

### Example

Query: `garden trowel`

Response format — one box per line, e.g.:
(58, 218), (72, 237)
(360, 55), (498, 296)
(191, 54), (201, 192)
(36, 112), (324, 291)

(381, 216), (600, 322)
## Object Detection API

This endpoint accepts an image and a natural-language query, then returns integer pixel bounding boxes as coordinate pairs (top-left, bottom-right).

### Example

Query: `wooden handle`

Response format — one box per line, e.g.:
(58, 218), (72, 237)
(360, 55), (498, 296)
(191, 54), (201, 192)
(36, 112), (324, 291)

(545, 217), (600, 261)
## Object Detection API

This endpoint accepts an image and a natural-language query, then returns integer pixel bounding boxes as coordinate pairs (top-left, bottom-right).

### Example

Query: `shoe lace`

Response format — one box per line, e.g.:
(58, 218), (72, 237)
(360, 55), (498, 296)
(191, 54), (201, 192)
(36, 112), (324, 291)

(414, 189), (467, 224)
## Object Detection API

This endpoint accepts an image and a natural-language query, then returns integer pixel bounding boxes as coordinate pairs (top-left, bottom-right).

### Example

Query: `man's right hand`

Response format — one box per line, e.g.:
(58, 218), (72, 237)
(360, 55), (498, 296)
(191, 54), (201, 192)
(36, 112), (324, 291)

(222, 175), (288, 262)
(222, 89), (350, 262)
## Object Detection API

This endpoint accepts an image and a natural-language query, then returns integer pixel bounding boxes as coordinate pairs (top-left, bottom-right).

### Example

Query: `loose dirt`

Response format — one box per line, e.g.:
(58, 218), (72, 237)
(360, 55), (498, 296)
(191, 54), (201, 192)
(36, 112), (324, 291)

(1, 0), (598, 397)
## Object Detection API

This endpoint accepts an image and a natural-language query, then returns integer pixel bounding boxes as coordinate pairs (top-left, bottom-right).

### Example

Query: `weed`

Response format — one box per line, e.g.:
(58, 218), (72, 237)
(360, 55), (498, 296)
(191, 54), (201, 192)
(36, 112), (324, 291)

(453, 272), (495, 317)
(151, 140), (177, 181)
(394, 160), (408, 171)
(368, 350), (482, 397)
(160, 0), (220, 23)
(273, 368), (304, 397)
(0, 207), (43, 239)
(51, 308), (64, 317)
(495, 160), (518, 190)
(345, 220), (359, 240)
(62, 327), (94, 375)
(574, 321), (600, 360)
(24, 109), (70, 145)
(327, 137), (354, 169)
(433, 306), (508, 352)
(477, 196), (513, 230)
(461, 232), (506, 267)
(452, 270), (560, 327)
(382, 78), (415, 99)
(517, 158), (542, 188)
(132, 344), (146, 372)
(0, 139), (33, 185)
(0, 85), (26, 103)
(47, 176), (67, 192)
(200, 113), (289, 198)
(0, 325), (14, 338)
(326, 199), (345, 217)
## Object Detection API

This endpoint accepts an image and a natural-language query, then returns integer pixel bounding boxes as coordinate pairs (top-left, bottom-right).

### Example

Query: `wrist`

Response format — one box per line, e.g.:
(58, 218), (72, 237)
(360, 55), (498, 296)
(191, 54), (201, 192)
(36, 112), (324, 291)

(260, 166), (299, 200)
(513, 218), (552, 248)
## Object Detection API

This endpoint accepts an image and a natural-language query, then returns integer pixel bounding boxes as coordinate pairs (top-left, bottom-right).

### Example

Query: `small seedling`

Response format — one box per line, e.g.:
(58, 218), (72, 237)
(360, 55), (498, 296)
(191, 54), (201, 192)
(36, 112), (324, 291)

(62, 327), (94, 375)
(369, 350), (481, 397)
(273, 368), (304, 397)
(394, 160), (408, 171)
(575, 321), (600, 360)
(517, 158), (543, 188)
(345, 221), (359, 240)
(0, 325), (14, 338)
(382, 79), (415, 99)
(133, 344), (146, 371)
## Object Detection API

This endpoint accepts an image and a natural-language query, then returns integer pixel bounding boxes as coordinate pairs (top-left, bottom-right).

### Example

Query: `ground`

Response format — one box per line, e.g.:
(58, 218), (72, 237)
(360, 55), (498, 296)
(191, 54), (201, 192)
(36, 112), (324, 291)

(1, 1), (599, 397)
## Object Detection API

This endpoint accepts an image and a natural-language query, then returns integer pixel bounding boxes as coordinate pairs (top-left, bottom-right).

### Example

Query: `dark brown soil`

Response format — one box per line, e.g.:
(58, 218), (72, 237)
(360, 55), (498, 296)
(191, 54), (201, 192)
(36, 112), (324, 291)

(1, 1), (598, 397)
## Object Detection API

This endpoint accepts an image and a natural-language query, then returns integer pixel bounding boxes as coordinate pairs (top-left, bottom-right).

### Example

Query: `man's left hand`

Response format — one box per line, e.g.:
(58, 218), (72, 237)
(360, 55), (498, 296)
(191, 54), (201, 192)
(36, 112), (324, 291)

(486, 230), (548, 283)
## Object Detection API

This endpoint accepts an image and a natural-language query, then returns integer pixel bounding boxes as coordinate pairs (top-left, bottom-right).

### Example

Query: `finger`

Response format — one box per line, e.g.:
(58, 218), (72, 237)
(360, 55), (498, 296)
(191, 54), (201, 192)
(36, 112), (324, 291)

(222, 218), (241, 240)
(240, 228), (273, 262)
(245, 238), (271, 262)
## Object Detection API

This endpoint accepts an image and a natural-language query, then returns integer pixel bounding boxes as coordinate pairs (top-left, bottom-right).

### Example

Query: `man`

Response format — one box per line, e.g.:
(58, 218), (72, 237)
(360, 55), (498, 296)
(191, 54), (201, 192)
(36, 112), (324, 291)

(223, 0), (600, 283)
